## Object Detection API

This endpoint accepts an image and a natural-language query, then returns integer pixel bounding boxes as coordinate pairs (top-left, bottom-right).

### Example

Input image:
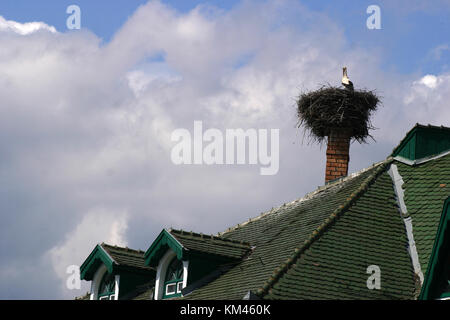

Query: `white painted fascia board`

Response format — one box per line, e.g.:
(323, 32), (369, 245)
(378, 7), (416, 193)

(182, 260), (189, 290)
(388, 164), (424, 284)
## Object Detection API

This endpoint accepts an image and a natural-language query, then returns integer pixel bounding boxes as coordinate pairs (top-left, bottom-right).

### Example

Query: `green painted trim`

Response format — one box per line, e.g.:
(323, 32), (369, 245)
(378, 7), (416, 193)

(80, 244), (115, 281)
(392, 126), (419, 158)
(419, 197), (450, 300)
(144, 229), (185, 267)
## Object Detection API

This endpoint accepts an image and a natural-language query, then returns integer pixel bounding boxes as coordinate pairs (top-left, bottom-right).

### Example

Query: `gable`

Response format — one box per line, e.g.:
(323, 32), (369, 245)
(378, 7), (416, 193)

(392, 124), (450, 161)
(80, 244), (115, 281)
(144, 229), (185, 267)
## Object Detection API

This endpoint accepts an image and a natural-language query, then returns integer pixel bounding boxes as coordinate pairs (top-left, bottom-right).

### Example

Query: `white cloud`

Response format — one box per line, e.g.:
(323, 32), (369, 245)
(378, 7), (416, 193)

(403, 73), (450, 124)
(0, 16), (57, 35)
(46, 207), (128, 298)
(419, 74), (439, 89)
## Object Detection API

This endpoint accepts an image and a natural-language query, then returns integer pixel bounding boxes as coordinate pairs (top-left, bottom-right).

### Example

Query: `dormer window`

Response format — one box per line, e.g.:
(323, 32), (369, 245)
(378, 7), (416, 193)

(80, 243), (155, 300)
(144, 228), (251, 300)
(163, 258), (183, 298)
(98, 272), (116, 300)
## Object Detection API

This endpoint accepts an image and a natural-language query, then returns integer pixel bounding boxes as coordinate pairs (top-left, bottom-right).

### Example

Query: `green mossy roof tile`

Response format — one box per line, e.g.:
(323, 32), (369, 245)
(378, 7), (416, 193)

(101, 243), (154, 272)
(264, 170), (417, 300)
(168, 229), (252, 260)
(396, 153), (450, 276)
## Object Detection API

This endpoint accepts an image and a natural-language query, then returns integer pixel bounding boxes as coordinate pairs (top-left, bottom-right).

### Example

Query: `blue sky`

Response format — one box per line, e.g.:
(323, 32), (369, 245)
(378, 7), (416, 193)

(0, 1), (240, 41)
(0, 0), (449, 73)
(0, 0), (449, 299)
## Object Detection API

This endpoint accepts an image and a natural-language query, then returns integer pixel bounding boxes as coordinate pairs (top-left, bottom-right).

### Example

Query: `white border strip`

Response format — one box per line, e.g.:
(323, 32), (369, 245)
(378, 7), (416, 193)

(388, 164), (424, 284)
(114, 274), (120, 300)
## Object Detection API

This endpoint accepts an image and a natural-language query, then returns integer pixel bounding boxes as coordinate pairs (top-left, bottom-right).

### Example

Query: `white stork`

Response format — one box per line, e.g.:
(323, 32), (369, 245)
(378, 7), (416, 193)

(342, 67), (354, 91)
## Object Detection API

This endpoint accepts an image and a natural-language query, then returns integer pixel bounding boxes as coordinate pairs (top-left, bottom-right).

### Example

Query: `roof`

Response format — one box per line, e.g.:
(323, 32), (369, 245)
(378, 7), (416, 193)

(169, 229), (252, 260)
(80, 243), (154, 281)
(75, 292), (90, 300)
(123, 282), (155, 300)
(79, 123), (450, 300)
(101, 243), (154, 272)
(184, 161), (395, 299)
(264, 167), (417, 299)
(395, 151), (450, 274)
(184, 143), (450, 300)
(144, 228), (252, 267)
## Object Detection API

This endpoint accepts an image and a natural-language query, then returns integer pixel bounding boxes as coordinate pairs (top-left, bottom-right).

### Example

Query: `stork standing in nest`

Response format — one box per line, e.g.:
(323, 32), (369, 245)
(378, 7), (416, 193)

(342, 67), (354, 91)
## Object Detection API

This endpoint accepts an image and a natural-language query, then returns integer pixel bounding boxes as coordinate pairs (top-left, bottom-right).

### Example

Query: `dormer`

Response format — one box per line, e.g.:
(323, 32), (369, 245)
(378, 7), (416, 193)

(144, 228), (252, 300)
(392, 124), (450, 163)
(80, 243), (155, 300)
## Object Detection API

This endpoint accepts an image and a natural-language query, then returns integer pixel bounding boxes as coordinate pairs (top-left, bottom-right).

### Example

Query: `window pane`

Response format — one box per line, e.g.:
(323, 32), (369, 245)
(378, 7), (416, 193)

(99, 273), (115, 296)
(177, 282), (183, 293)
(166, 283), (176, 295)
(165, 258), (183, 282)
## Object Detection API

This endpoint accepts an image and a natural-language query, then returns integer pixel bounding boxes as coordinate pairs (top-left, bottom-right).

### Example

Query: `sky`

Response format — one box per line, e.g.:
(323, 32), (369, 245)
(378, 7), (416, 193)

(0, 0), (449, 299)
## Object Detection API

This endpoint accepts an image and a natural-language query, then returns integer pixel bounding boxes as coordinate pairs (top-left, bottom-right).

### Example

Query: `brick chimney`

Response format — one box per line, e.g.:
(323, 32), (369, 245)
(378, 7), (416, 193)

(325, 128), (352, 183)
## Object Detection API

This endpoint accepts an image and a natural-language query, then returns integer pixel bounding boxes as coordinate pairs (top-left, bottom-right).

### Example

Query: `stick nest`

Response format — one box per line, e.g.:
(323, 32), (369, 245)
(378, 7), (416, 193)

(296, 85), (380, 143)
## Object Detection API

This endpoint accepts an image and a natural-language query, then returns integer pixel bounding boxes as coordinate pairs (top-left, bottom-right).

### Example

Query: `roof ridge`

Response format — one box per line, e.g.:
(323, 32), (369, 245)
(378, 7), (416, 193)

(169, 228), (251, 247)
(217, 160), (387, 237)
(255, 157), (393, 298)
(101, 243), (145, 254)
